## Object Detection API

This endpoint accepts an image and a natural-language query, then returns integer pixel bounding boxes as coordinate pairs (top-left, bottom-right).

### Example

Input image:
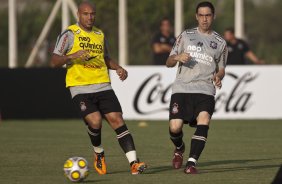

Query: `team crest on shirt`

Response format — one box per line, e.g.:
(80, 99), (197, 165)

(80, 102), (87, 111)
(210, 41), (217, 49)
(171, 103), (179, 114)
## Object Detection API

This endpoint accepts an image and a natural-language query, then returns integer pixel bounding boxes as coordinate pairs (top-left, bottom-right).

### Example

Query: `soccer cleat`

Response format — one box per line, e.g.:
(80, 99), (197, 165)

(172, 148), (185, 169)
(184, 165), (198, 174)
(94, 152), (107, 175)
(131, 161), (147, 175)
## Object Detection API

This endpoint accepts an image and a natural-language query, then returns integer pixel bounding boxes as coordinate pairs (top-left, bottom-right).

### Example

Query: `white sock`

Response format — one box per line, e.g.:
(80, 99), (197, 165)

(125, 150), (137, 163)
(188, 157), (197, 165)
(93, 146), (104, 154)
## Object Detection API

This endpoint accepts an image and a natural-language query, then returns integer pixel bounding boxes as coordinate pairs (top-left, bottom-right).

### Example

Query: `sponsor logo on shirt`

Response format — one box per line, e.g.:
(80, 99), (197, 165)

(58, 34), (68, 53)
(93, 30), (101, 35)
(186, 45), (214, 66)
(78, 36), (103, 54)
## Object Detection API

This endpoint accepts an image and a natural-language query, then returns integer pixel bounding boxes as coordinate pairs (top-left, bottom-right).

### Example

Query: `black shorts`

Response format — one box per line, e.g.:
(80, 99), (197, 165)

(72, 90), (122, 118)
(169, 93), (215, 127)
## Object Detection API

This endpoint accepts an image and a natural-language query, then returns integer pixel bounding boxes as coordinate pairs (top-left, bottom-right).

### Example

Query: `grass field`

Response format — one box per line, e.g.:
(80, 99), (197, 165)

(0, 119), (281, 184)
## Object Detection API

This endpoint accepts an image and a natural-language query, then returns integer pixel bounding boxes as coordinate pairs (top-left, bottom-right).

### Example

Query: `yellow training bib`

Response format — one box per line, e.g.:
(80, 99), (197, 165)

(65, 24), (110, 87)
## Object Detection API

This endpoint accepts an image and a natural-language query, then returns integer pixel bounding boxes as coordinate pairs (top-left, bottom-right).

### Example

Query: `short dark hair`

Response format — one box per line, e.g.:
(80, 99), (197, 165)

(225, 27), (235, 34)
(196, 1), (215, 14)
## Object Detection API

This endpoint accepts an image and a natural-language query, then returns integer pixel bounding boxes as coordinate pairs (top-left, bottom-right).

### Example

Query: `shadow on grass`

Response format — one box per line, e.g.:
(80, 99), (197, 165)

(200, 164), (280, 174)
(107, 170), (130, 174)
(143, 158), (282, 174)
(200, 158), (282, 167)
(81, 179), (110, 183)
(199, 158), (282, 174)
(145, 165), (173, 174)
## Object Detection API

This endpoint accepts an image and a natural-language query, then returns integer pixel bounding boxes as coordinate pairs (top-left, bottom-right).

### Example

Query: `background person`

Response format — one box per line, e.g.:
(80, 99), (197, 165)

(224, 27), (264, 65)
(152, 17), (176, 65)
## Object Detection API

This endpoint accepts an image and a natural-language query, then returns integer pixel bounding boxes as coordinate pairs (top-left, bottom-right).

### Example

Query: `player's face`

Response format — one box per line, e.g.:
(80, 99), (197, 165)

(78, 5), (96, 31)
(196, 7), (214, 32)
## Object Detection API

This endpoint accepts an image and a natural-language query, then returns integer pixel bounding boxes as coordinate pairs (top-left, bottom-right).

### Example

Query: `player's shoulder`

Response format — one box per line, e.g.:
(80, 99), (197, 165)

(212, 31), (226, 44)
(92, 26), (104, 36)
(184, 27), (198, 35)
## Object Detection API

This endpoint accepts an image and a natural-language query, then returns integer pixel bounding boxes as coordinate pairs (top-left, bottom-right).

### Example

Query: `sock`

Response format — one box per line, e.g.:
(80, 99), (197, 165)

(169, 129), (184, 151)
(115, 125), (137, 163)
(87, 126), (104, 153)
(187, 125), (209, 166)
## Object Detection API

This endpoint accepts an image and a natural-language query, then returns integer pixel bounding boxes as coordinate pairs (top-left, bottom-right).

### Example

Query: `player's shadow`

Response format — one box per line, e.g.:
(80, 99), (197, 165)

(144, 165), (173, 174)
(200, 158), (281, 167)
(143, 158), (282, 174)
(80, 179), (110, 183)
(199, 158), (282, 174)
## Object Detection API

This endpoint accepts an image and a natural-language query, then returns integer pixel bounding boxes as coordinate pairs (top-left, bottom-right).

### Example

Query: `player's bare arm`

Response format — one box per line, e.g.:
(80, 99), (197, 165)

(51, 50), (90, 67)
(213, 68), (225, 89)
(166, 53), (191, 67)
(104, 57), (128, 81)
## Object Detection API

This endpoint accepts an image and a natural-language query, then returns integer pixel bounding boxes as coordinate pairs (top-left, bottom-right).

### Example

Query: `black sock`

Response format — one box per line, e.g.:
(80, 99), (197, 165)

(188, 125), (209, 166)
(115, 125), (136, 153)
(169, 129), (184, 151)
(87, 125), (102, 148)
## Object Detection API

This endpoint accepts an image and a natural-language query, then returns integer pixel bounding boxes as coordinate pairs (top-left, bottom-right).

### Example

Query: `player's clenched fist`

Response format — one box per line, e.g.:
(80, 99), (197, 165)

(175, 52), (191, 63)
(116, 67), (128, 81)
(70, 50), (90, 61)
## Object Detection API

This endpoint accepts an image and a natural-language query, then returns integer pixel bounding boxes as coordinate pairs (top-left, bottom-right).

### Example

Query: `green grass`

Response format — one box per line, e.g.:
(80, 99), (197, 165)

(0, 119), (281, 184)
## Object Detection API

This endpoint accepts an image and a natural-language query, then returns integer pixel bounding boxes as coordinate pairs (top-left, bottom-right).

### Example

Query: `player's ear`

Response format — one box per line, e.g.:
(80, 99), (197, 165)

(213, 14), (216, 20)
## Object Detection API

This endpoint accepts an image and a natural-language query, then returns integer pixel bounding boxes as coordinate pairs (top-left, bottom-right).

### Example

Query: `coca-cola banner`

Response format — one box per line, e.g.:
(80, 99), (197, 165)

(110, 66), (282, 120)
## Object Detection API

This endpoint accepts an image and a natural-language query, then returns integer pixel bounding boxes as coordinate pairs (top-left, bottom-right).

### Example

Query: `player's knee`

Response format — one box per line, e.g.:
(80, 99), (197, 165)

(84, 112), (102, 128)
(169, 120), (183, 133)
(197, 111), (211, 125)
(106, 113), (125, 129)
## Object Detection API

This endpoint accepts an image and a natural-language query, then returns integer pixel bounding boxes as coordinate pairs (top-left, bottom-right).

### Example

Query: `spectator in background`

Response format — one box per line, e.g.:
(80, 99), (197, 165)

(224, 27), (264, 65)
(152, 18), (176, 65)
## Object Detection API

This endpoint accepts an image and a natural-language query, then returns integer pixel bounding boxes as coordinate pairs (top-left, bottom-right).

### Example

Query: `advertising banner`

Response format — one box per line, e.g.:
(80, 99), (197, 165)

(110, 66), (282, 120)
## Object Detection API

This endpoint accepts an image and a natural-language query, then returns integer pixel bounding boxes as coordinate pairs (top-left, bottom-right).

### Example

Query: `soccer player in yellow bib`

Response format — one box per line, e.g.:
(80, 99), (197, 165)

(51, 1), (146, 175)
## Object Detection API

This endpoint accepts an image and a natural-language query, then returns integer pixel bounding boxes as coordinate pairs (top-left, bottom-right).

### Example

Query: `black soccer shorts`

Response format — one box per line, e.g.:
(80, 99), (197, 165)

(72, 89), (122, 118)
(169, 93), (215, 127)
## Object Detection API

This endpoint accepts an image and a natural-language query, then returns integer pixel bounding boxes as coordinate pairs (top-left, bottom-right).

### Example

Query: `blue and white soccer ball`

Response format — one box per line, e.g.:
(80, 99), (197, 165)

(63, 157), (89, 182)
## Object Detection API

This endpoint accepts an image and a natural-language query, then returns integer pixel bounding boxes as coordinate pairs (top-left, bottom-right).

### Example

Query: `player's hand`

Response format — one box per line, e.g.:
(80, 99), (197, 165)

(116, 67), (128, 81)
(70, 50), (90, 61)
(175, 53), (191, 63)
(213, 75), (222, 89)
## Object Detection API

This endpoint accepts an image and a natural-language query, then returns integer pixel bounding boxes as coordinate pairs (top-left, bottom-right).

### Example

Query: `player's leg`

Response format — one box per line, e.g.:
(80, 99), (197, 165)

(169, 119), (185, 169)
(184, 112), (210, 174)
(104, 112), (146, 174)
(72, 94), (107, 175)
(184, 94), (215, 174)
(99, 90), (146, 174)
(84, 112), (107, 175)
(169, 93), (186, 169)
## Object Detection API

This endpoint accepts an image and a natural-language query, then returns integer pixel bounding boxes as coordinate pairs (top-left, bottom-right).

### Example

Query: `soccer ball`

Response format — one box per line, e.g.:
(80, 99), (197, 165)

(63, 157), (89, 182)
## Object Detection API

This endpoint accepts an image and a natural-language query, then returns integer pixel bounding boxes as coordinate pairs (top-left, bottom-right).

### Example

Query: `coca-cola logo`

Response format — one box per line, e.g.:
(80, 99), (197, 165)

(133, 73), (171, 114)
(133, 72), (258, 115)
(215, 72), (258, 113)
